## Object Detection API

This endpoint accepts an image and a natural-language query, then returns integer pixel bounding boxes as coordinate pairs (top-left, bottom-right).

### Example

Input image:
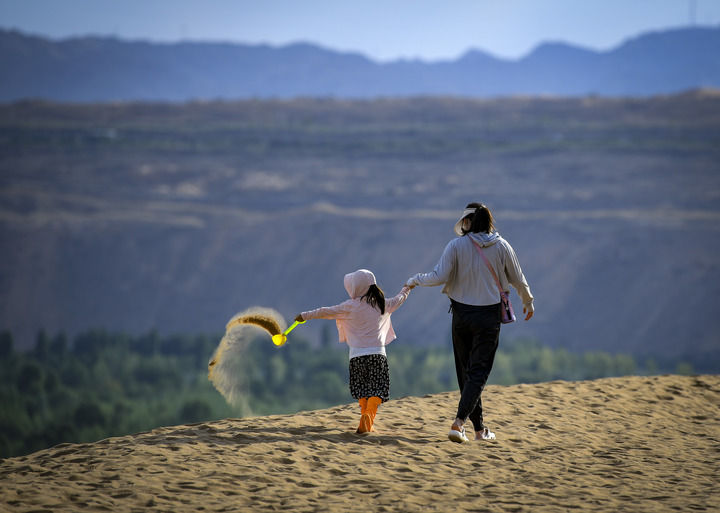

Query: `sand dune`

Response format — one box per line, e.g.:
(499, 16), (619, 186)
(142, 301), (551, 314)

(1, 375), (718, 512)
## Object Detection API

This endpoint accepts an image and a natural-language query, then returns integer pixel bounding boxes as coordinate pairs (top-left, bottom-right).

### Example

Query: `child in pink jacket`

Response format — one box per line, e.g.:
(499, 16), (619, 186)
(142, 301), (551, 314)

(296, 269), (412, 434)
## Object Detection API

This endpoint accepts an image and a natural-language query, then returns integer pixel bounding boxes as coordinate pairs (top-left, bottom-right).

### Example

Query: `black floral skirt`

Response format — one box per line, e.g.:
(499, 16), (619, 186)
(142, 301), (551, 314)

(349, 354), (390, 402)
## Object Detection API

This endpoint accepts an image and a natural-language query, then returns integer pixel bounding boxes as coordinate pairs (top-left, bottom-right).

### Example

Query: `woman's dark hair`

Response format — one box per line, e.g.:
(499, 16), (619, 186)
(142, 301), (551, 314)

(461, 202), (496, 235)
(361, 284), (386, 314)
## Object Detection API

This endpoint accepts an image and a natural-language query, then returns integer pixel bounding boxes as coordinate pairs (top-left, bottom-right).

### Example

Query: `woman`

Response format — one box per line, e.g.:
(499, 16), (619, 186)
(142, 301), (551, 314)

(406, 202), (534, 443)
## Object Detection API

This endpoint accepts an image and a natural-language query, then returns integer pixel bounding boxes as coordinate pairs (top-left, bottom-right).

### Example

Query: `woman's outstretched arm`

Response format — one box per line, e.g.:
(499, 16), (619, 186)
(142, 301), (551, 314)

(406, 240), (456, 288)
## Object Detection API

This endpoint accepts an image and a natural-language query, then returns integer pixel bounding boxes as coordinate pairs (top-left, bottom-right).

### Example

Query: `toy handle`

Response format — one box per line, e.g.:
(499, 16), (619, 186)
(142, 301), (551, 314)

(283, 319), (306, 335)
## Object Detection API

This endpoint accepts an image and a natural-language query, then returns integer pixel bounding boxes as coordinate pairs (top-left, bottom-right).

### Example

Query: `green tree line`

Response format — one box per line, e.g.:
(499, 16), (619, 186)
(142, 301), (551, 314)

(0, 329), (692, 459)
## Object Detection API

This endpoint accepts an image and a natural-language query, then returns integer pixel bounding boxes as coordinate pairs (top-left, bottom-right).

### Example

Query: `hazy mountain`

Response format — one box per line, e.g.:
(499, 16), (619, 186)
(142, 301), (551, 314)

(1, 26), (719, 101)
(1, 94), (719, 371)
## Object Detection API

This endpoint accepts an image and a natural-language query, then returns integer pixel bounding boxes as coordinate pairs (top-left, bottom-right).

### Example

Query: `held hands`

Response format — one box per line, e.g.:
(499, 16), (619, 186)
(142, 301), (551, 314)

(294, 314), (305, 323)
(405, 274), (420, 288)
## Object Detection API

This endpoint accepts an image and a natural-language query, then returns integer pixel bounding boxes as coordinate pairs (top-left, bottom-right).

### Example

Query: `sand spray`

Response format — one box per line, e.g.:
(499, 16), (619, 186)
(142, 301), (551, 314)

(208, 307), (286, 412)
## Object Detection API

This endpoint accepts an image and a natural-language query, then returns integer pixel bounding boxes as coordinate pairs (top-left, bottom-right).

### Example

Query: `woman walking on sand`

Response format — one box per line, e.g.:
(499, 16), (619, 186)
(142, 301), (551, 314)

(296, 269), (412, 434)
(406, 203), (534, 443)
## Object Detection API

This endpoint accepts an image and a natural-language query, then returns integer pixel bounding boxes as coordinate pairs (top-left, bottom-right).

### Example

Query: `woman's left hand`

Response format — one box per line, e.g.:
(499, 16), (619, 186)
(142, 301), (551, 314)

(523, 306), (534, 321)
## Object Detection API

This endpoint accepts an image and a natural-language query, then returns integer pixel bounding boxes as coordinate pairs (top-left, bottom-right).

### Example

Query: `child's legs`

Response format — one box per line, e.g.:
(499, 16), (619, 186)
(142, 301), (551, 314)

(349, 355), (389, 432)
(366, 396), (382, 420)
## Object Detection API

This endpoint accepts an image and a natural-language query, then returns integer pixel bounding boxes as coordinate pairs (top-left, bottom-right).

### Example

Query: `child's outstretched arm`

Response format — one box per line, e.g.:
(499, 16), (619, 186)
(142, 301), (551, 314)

(297, 301), (352, 322)
(386, 285), (413, 314)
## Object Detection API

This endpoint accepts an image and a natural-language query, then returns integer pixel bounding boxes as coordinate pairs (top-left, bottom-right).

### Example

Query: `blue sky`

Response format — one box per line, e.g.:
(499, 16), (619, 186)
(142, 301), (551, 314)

(1, 0), (719, 61)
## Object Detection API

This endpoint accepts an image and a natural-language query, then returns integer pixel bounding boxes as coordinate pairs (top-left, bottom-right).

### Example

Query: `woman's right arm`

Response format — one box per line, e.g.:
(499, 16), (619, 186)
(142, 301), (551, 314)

(407, 240), (456, 287)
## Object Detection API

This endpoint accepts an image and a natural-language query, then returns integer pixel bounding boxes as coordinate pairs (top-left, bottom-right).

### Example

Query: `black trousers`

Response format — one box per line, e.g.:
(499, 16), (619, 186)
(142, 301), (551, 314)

(451, 300), (501, 431)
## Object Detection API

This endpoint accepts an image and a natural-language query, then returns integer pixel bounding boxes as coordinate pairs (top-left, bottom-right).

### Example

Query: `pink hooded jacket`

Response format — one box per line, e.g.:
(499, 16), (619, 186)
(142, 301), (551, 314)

(300, 269), (411, 349)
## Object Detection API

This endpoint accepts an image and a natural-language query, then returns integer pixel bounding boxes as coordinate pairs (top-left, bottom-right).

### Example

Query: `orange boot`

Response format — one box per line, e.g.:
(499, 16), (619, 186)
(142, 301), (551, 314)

(365, 396), (382, 432)
(357, 397), (372, 434)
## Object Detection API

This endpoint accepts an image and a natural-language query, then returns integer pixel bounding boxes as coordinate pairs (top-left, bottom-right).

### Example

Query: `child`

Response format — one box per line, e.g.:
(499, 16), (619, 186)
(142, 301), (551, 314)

(296, 269), (412, 434)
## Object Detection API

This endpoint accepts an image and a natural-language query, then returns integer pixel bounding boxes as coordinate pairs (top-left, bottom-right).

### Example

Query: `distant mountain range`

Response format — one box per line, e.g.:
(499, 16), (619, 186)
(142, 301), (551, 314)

(1, 26), (719, 101)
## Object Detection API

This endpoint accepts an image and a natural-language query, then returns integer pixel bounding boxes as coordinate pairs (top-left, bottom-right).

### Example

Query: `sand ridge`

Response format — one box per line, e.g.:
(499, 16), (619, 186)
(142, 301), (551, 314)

(1, 374), (718, 512)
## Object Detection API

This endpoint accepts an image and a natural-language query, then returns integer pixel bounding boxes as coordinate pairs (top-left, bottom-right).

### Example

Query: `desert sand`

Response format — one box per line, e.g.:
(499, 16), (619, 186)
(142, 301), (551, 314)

(1, 374), (718, 512)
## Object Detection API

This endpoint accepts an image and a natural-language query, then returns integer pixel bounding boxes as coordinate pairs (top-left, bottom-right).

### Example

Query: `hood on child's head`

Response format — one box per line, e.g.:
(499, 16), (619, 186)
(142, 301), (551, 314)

(344, 269), (376, 299)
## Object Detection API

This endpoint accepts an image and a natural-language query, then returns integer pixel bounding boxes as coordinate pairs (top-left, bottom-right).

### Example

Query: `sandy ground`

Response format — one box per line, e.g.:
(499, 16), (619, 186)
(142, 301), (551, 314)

(1, 374), (718, 513)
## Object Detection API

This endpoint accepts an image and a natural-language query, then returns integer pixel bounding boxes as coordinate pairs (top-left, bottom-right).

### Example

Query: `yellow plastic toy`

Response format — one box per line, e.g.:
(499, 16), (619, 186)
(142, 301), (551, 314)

(271, 319), (306, 346)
